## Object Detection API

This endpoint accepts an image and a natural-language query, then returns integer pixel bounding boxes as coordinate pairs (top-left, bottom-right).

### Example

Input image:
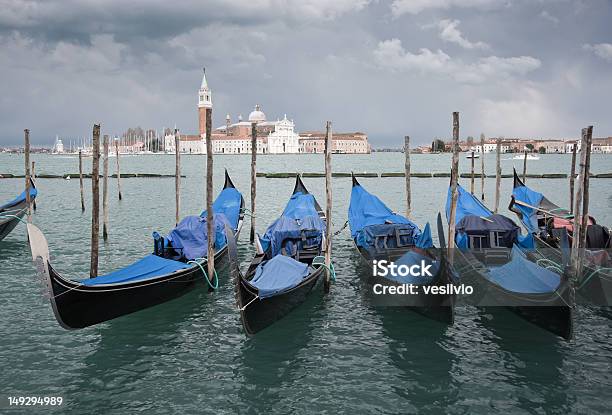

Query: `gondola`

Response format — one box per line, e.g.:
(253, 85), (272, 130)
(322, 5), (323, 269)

(509, 169), (611, 305)
(0, 178), (37, 242)
(233, 174), (327, 335)
(446, 183), (573, 340)
(348, 174), (455, 324)
(28, 170), (244, 329)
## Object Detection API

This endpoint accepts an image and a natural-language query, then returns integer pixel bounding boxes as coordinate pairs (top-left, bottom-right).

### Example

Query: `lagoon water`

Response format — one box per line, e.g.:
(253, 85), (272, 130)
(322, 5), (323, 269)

(1, 152), (611, 413)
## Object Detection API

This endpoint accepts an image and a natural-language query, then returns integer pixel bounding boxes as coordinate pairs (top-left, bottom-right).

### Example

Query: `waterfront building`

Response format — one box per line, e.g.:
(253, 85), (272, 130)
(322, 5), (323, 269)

(52, 137), (64, 154)
(298, 132), (370, 154)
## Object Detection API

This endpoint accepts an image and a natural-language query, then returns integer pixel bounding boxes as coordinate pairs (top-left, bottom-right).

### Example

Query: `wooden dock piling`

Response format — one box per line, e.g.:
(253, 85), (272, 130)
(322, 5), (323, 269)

(470, 151), (475, 195)
(102, 135), (109, 241)
(79, 150), (85, 211)
(480, 133), (485, 201)
(90, 124), (101, 278)
(31, 160), (37, 211)
(205, 108), (215, 284)
(115, 138), (122, 201)
(24, 129), (32, 223)
(494, 138), (501, 213)
(522, 150), (528, 183)
(577, 126), (593, 277)
(324, 121), (333, 293)
(174, 129), (180, 226)
(569, 144), (576, 214)
(250, 122), (257, 243)
(404, 135), (411, 218)
(447, 113), (460, 264)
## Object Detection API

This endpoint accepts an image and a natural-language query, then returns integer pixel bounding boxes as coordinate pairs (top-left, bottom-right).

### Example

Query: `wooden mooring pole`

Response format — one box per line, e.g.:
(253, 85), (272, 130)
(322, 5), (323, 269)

(205, 108), (215, 284)
(570, 128), (590, 281)
(404, 135), (411, 218)
(522, 149), (528, 183)
(102, 135), (109, 241)
(480, 133), (485, 201)
(447, 112), (460, 264)
(115, 138), (123, 201)
(24, 129), (32, 223)
(494, 138), (501, 213)
(577, 126), (593, 278)
(31, 160), (37, 211)
(569, 144), (576, 214)
(174, 128), (180, 226)
(470, 151), (475, 195)
(79, 149), (85, 211)
(250, 122), (257, 243)
(324, 121), (333, 293)
(90, 124), (101, 278)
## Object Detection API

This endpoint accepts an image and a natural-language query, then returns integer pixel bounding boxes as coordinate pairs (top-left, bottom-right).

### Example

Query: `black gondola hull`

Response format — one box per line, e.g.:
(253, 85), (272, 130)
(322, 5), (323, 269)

(0, 202), (27, 242)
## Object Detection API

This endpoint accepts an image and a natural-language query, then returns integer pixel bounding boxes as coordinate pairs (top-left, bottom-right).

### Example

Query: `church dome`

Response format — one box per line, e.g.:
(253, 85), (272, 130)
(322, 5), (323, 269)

(248, 105), (266, 123)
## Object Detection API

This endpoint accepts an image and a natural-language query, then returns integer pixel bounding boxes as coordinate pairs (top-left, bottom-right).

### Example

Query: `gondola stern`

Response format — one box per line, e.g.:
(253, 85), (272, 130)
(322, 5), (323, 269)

(223, 169), (236, 189)
(293, 173), (309, 195)
(351, 172), (361, 187)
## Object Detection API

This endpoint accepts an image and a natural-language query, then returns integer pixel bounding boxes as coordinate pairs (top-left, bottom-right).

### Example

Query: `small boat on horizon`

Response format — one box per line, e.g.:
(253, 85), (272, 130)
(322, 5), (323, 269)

(513, 154), (540, 160)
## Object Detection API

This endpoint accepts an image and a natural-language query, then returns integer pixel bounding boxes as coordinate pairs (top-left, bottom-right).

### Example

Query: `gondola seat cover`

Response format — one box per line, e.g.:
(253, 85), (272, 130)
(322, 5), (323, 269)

(456, 214), (520, 249)
(249, 255), (310, 298)
(260, 192), (325, 257)
(487, 246), (561, 293)
(201, 187), (242, 230)
(0, 186), (37, 211)
(348, 183), (422, 248)
(83, 254), (191, 286)
(385, 249), (439, 284)
(165, 214), (230, 261)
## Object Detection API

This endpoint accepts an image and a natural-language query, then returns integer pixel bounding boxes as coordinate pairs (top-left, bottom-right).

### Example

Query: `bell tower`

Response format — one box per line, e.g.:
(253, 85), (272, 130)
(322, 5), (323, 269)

(198, 68), (212, 137)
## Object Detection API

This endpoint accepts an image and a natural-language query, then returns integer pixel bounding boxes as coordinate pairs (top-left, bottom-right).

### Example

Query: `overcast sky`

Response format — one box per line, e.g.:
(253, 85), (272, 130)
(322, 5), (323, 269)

(1, 0), (611, 147)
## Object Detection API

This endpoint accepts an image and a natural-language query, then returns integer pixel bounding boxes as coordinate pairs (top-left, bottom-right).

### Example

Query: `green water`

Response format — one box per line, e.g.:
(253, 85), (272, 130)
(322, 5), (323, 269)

(0, 153), (611, 414)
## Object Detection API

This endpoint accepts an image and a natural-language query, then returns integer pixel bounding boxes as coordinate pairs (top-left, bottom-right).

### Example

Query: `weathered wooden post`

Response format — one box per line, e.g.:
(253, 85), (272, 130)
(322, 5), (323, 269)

(522, 149), (528, 183)
(447, 112), (460, 264)
(404, 135), (411, 218)
(205, 107), (215, 284)
(174, 128), (180, 226)
(570, 128), (591, 276)
(102, 135), (109, 241)
(90, 124), (101, 278)
(115, 138), (122, 201)
(494, 138), (501, 213)
(480, 133), (485, 201)
(569, 143), (576, 214)
(250, 122), (257, 243)
(31, 160), (37, 211)
(79, 149), (85, 211)
(24, 129), (32, 223)
(577, 126), (593, 277)
(324, 121), (333, 293)
(470, 151), (475, 195)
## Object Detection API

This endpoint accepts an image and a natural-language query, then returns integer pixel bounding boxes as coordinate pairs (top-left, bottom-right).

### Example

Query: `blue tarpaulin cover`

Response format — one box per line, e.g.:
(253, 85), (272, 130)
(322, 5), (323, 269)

(349, 184), (425, 249)
(166, 214), (230, 261)
(487, 246), (561, 293)
(446, 184), (491, 225)
(249, 255), (310, 298)
(0, 187), (37, 211)
(201, 187), (242, 230)
(511, 184), (545, 234)
(260, 192), (325, 257)
(384, 250), (439, 285)
(83, 254), (191, 286)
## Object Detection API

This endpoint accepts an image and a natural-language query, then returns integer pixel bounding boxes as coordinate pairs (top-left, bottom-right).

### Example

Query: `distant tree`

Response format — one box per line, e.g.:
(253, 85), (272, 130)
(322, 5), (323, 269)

(431, 139), (446, 152)
(538, 146), (546, 154)
(466, 136), (474, 146)
(525, 143), (534, 151)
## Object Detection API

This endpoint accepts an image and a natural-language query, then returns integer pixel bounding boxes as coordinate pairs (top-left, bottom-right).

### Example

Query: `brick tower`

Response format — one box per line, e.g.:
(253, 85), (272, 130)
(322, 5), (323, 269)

(198, 68), (212, 137)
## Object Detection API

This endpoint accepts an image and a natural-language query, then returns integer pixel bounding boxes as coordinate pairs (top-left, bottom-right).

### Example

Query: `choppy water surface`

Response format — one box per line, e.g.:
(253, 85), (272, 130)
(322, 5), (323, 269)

(1, 153), (611, 414)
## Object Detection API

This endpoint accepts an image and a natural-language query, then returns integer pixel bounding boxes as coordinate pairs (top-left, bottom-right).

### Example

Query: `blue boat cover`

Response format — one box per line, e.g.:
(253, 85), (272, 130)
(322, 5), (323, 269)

(511, 184), (545, 234)
(384, 249), (439, 285)
(0, 187), (37, 211)
(260, 192), (325, 257)
(165, 214), (230, 261)
(249, 255), (310, 298)
(446, 184), (491, 225)
(83, 254), (191, 286)
(349, 184), (426, 250)
(487, 246), (561, 293)
(201, 187), (242, 230)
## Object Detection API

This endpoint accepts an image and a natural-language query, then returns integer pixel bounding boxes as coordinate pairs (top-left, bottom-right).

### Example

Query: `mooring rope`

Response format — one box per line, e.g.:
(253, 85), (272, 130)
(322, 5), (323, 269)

(188, 258), (219, 290)
(333, 220), (349, 237)
(312, 255), (336, 281)
(0, 213), (27, 224)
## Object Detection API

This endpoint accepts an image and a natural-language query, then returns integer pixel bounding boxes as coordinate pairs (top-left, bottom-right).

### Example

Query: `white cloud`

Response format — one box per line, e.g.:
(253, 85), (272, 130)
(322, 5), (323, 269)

(438, 19), (489, 49)
(539, 10), (559, 24)
(391, 0), (502, 17)
(583, 43), (612, 62)
(374, 38), (540, 83)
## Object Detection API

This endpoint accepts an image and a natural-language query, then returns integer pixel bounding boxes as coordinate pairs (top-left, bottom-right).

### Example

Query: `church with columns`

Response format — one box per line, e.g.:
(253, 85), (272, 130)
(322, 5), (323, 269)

(164, 70), (369, 154)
